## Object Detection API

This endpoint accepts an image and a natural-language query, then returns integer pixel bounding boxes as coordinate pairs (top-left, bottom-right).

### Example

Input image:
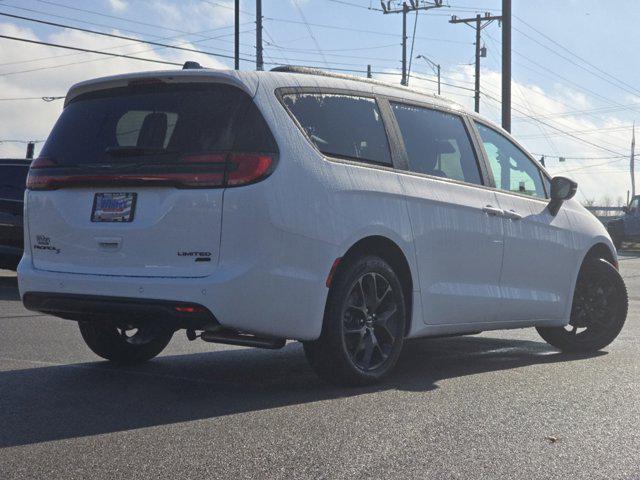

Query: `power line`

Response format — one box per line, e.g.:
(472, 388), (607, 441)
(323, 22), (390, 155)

(0, 95), (64, 101)
(482, 32), (561, 157)
(514, 14), (640, 99)
(291, 0), (329, 67)
(0, 34), (184, 68)
(0, 28), (255, 77)
(0, 11), (254, 63)
(450, 12), (502, 113)
(512, 25), (640, 99)
(200, 0), (253, 16)
(531, 154), (628, 161)
(481, 90), (626, 157)
(515, 104), (640, 120)
(0, 2), (191, 41)
(0, 23), (410, 76)
(0, 5), (251, 69)
(406, 10), (420, 84)
(485, 32), (640, 118)
(379, 0), (444, 86)
(268, 42), (399, 53)
(513, 114), (629, 154)
(327, 0), (382, 10)
(33, 0), (214, 37)
(263, 17), (472, 44)
(262, 26), (294, 66)
(553, 158), (629, 174)
(518, 124), (633, 140)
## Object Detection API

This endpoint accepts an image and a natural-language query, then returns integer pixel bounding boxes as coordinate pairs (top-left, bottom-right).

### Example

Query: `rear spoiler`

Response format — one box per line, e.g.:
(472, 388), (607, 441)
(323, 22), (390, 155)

(65, 69), (261, 107)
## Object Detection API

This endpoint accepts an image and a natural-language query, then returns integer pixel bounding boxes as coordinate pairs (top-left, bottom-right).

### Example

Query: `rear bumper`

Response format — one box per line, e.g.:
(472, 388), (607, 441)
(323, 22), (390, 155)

(22, 292), (217, 329)
(17, 257), (328, 341)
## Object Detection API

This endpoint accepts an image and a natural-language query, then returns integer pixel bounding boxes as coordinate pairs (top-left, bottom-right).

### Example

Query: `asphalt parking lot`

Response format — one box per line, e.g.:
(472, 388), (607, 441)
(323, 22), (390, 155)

(1, 257), (639, 480)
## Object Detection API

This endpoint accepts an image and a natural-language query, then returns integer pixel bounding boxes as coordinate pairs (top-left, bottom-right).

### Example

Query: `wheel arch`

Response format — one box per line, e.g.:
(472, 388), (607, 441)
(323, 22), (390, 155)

(331, 235), (415, 337)
(583, 242), (616, 268)
(559, 238), (618, 325)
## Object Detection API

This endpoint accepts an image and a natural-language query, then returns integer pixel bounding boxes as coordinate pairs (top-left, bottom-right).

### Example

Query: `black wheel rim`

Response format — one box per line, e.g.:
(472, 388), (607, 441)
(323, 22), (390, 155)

(568, 274), (618, 340)
(341, 272), (401, 372)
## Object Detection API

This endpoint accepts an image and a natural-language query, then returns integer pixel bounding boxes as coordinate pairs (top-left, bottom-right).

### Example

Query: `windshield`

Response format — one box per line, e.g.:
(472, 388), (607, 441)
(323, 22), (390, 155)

(40, 82), (276, 166)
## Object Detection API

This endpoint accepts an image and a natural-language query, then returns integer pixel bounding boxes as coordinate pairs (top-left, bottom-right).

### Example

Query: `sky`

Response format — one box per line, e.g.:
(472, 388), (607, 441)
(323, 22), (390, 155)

(0, 0), (638, 203)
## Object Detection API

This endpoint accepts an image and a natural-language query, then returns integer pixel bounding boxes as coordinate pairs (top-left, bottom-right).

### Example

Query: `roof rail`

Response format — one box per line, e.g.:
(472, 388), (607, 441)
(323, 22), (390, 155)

(270, 65), (442, 101)
(271, 65), (397, 89)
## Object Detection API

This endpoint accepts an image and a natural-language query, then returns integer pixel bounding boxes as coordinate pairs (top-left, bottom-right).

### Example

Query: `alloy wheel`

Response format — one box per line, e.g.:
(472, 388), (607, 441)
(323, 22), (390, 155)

(567, 275), (617, 339)
(341, 272), (402, 371)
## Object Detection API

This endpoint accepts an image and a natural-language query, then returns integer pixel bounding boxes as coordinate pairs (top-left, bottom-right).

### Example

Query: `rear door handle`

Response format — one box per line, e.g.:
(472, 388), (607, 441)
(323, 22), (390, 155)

(482, 205), (504, 217)
(502, 209), (523, 220)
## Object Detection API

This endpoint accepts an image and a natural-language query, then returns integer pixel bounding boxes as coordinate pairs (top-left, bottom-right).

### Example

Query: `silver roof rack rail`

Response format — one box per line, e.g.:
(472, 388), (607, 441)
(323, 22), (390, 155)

(270, 65), (440, 100)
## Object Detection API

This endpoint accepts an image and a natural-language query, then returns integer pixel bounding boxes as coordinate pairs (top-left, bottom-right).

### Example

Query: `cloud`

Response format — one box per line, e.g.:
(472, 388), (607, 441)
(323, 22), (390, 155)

(0, 16), (634, 203)
(154, 1), (237, 30)
(0, 22), (228, 159)
(107, 0), (128, 12)
(378, 65), (634, 202)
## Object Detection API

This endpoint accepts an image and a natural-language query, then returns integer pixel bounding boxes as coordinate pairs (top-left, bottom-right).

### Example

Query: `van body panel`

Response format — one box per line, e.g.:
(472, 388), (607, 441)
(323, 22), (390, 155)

(18, 68), (615, 342)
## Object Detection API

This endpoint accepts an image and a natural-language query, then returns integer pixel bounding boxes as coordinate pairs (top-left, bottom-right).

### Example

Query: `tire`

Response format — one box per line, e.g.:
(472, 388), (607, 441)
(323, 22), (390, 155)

(536, 257), (628, 353)
(78, 321), (174, 364)
(304, 255), (407, 386)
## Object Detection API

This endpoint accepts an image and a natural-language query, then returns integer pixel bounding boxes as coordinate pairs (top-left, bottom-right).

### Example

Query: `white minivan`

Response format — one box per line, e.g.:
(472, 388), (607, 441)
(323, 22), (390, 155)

(18, 65), (628, 385)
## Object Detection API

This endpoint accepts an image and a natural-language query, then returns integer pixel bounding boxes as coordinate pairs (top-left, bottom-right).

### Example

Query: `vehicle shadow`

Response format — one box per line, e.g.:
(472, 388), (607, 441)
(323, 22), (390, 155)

(0, 334), (604, 448)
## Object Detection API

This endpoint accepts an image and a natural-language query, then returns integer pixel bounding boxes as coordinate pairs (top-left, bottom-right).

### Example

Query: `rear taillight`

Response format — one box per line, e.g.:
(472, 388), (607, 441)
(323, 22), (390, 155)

(26, 153), (275, 190)
(227, 153), (274, 187)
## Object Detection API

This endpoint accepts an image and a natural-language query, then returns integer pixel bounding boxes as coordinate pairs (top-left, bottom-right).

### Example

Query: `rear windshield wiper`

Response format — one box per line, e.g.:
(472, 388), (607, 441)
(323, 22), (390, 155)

(105, 146), (179, 158)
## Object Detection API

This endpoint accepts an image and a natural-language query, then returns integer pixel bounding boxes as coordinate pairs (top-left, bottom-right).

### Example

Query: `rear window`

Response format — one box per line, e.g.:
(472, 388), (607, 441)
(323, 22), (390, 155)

(40, 83), (276, 166)
(282, 93), (392, 166)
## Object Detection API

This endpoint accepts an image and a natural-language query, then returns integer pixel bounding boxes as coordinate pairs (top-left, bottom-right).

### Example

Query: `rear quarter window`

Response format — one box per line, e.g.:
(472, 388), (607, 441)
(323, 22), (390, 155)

(282, 92), (392, 166)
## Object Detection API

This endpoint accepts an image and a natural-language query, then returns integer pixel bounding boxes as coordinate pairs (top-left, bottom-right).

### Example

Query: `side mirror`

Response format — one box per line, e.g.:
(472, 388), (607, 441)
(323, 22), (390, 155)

(622, 206), (630, 214)
(548, 176), (577, 216)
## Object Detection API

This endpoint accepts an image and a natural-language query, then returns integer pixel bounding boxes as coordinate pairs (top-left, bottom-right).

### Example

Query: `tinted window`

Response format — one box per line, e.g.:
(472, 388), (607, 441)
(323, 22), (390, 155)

(40, 83), (276, 166)
(391, 103), (482, 185)
(475, 122), (546, 198)
(282, 93), (391, 165)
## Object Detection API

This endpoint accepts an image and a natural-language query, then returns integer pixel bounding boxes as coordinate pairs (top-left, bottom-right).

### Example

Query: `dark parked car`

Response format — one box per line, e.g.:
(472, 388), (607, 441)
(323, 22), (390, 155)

(607, 195), (640, 249)
(0, 159), (30, 270)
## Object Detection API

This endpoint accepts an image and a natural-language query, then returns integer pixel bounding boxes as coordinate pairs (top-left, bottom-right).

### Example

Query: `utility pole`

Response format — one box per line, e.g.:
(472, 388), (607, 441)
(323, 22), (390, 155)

(380, 1), (443, 86)
(256, 0), (263, 70)
(502, 0), (511, 132)
(26, 141), (34, 159)
(631, 122), (636, 199)
(234, 0), (240, 70)
(450, 12), (501, 113)
(402, 3), (408, 85)
(416, 54), (440, 95)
